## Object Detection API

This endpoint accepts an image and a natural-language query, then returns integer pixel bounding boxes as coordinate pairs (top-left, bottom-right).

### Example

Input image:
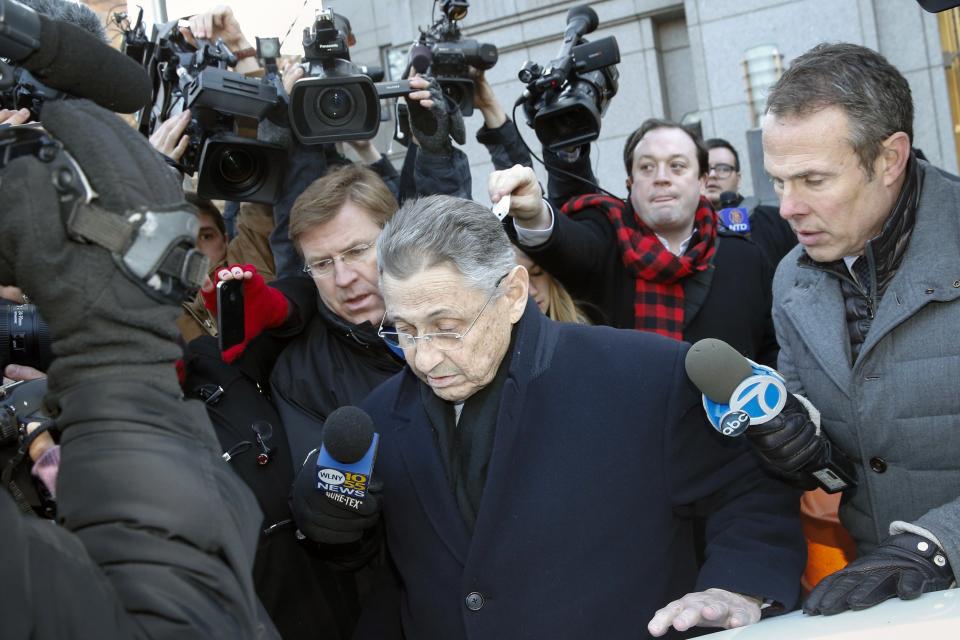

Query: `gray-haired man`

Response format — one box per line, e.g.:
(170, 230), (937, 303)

(292, 194), (806, 639)
(748, 42), (960, 615)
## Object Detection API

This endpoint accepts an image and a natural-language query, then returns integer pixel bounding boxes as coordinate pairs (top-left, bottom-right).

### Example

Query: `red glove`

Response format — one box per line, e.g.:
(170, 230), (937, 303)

(201, 264), (289, 363)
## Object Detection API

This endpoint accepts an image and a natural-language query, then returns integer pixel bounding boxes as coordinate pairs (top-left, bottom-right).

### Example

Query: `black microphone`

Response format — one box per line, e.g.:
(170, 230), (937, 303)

(719, 191), (739, 208)
(0, 1), (151, 113)
(564, 5), (599, 42)
(409, 42), (433, 75)
(315, 406), (380, 511)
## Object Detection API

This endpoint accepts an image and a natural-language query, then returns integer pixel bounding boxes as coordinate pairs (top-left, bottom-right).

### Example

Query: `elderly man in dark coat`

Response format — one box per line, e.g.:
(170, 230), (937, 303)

(295, 194), (806, 639)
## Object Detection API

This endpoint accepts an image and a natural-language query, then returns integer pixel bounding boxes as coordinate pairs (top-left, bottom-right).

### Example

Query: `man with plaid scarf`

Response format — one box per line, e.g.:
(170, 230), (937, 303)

(489, 118), (778, 368)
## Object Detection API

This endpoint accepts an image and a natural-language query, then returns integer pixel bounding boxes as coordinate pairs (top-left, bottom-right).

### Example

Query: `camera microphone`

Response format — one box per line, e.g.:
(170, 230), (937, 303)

(409, 42), (433, 75)
(0, 0), (151, 113)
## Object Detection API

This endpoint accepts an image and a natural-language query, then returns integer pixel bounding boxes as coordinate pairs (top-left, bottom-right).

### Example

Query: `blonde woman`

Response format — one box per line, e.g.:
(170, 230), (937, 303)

(514, 248), (592, 324)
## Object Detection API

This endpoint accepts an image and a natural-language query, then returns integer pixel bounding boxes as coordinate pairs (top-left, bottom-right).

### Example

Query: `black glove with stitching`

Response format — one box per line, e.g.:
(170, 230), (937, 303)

(745, 394), (827, 486)
(805, 532), (954, 615)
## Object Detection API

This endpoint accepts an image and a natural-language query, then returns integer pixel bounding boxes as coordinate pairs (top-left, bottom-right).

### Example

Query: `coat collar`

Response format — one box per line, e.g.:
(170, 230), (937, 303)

(386, 298), (558, 564)
(780, 162), (960, 389)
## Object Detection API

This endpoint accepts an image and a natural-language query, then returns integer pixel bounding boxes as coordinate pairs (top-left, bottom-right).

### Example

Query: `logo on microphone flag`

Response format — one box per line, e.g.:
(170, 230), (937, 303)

(702, 360), (786, 434)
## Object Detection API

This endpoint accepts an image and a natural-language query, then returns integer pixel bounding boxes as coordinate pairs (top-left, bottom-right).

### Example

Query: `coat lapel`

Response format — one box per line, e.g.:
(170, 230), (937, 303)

(780, 267), (853, 396)
(857, 170), (960, 364)
(466, 301), (554, 563)
(393, 404), (471, 565)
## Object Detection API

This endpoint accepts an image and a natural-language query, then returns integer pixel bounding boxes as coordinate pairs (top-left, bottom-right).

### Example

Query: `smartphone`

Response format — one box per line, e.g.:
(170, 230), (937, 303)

(217, 279), (245, 352)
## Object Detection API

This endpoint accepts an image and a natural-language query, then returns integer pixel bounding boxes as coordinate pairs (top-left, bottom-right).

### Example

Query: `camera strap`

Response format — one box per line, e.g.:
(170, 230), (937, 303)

(46, 136), (208, 304)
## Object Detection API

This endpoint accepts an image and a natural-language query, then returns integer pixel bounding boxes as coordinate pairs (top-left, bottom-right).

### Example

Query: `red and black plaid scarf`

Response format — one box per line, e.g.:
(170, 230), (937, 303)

(561, 195), (717, 339)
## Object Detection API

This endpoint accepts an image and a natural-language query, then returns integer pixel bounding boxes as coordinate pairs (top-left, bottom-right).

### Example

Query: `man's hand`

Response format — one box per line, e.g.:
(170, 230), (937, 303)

(201, 264), (289, 363)
(648, 588), (762, 636)
(488, 165), (550, 229)
(292, 448), (382, 544)
(280, 62), (305, 96)
(470, 68), (506, 129)
(346, 139), (382, 164)
(404, 73), (465, 156)
(179, 6), (257, 74)
(804, 532), (953, 616)
(745, 393), (825, 485)
(148, 110), (191, 163)
(0, 108), (31, 126)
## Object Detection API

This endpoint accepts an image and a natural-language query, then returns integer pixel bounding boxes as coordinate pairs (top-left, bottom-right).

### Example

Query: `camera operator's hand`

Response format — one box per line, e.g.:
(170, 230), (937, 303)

(0, 108), (31, 126)
(346, 139), (382, 164)
(745, 394), (827, 486)
(282, 64), (305, 97)
(804, 532), (953, 615)
(149, 110), (191, 163)
(0, 285), (25, 303)
(488, 165), (551, 230)
(471, 69), (507, 129)
(292, 448), (382, 545)
(405, 74), (465, 156)
(180, 6), (258, 74)
(201, 264), (290, 363)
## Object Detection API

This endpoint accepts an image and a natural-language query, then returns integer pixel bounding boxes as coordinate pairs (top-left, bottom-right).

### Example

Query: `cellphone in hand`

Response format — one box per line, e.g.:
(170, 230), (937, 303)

(217, 279), (245, 352)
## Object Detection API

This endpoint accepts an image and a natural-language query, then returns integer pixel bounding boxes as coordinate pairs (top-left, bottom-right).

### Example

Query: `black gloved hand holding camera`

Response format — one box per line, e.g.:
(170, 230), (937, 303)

(406, 74), (466, 157)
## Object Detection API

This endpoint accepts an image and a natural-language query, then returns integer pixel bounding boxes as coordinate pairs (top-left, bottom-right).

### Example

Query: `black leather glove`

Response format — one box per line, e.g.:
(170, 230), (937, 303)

(407, 75), (466, 157)
(805, 532), (954, 615)
(745, 394), (827, 485)
(291, 448), (382, 545)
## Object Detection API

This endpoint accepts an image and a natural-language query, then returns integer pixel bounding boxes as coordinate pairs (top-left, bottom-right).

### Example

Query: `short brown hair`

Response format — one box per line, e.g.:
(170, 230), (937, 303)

(765, 43), (913, 179)
(289, 164), (398, 253)
(622, 118), (709, 178)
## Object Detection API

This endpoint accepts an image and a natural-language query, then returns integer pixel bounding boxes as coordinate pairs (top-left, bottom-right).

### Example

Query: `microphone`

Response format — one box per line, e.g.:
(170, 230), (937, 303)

(314, 406), (379, 512)
(409, 42), (433, 75)
(685, 338), (856, 493)
(0, 1), (151, 113)
(564, 5), (599, 42)
(717, 191), (751, 234)
(685, 338), (786, 436)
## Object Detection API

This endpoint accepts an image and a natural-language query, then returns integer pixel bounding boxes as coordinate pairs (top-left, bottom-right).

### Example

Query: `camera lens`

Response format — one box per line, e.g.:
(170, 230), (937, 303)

(0, 300), (54, 371)
(218, 148), (258, 186)
(317, 88), (354, 122)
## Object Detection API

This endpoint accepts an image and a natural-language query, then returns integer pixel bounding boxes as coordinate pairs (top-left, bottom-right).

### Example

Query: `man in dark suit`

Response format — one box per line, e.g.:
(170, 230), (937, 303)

(294, 194), (806, 638)
(495, 119), (779, 369)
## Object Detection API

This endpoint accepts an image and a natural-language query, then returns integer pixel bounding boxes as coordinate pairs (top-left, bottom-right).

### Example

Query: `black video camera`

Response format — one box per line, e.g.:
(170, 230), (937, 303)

(410, 0), (497, 117)
(518, 5), (620, 152)
(0, 0), (59, 119)
(288, 9), (410, 145)
(118, 9), (285, 204)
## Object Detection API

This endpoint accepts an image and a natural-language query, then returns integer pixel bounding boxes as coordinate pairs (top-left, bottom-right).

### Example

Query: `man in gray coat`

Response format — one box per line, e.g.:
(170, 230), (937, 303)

(746, 42), (959, 615)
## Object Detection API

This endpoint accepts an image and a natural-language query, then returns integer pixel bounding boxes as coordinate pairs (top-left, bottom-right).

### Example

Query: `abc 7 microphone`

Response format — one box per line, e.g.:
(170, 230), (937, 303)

(291, 406), (383, 545)
(685, 338), (857, 493)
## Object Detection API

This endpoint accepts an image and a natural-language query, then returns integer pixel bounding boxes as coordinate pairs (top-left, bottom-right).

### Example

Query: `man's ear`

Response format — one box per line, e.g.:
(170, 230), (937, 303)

(880, 131), (911, 188)
(503, 264), (529, 323)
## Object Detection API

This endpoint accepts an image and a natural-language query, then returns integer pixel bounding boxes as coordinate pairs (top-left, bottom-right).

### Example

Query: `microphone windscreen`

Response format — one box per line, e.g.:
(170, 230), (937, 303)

(685, 338), (754, 404)
(566, 5), (599, 33)
(719, 191), (739, 207)
(409, 43), (432, 74)
(323, 406), (375, 464)
(24, 16), (152, 113)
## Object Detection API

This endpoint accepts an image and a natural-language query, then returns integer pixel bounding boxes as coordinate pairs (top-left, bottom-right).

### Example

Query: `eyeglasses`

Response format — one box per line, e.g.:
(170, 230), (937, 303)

(377, 276), (506, 352)
(302, 241), (376, 278)
(708, 163), (737, 178)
